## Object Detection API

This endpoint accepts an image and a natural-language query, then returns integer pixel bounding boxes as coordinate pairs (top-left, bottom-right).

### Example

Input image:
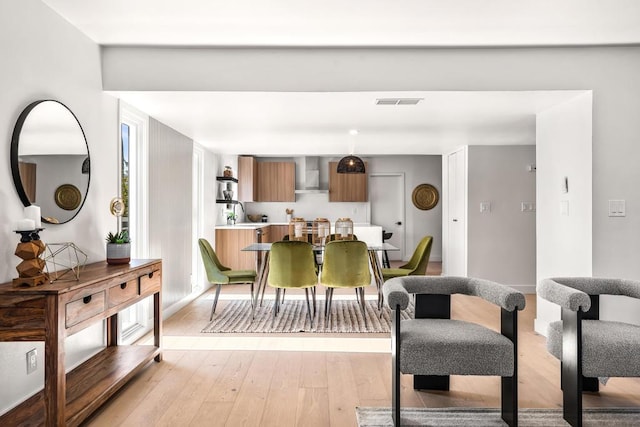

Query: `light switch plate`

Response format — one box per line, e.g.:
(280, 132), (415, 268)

(480, 202), (491, 213)
(609, 200), (626, 217)
(521, 202), (536, 212)
(26, 349), (37, 374)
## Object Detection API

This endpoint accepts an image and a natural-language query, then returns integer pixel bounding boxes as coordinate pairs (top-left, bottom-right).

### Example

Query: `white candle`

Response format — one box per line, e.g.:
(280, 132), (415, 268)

(25, 205), (41, 228)
(16, 218), (35, 231)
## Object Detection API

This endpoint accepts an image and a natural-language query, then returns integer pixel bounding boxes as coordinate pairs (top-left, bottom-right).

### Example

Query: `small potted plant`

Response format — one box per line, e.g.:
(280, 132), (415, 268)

(226, 212), (237, 225)
(106, 230), (131, 265)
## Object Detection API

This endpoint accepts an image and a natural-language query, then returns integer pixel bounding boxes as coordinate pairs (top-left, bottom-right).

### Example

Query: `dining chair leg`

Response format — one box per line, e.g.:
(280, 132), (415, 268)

(281, 289), (286, 305)
(325, 288), (334, 325)
(209, 284), (222, 321)
(274, 288), (281, 317)
(259, 261), (270, 307)
(305, 288), (314, 329)
(358, 287), (368, 328)
(250, 282), (255, 320)
(312, 286), (317, 316)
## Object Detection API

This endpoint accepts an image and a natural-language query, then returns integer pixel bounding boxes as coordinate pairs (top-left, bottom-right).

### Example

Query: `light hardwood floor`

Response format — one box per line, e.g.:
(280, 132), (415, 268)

(86, 263), (640, 426)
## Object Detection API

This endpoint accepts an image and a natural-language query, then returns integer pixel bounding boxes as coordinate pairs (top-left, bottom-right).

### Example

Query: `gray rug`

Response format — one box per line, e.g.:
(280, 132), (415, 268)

(201, 299), (413, 333)
(356, 407), (640, 426)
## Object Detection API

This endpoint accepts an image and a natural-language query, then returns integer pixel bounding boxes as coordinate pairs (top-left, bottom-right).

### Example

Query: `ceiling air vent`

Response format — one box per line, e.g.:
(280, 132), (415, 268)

(376, 98), (423, 106)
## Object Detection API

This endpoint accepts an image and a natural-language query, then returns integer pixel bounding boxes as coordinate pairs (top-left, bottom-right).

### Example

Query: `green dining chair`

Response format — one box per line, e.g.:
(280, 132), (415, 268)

(267, 240), (318, 327)
(324, 233), (357, 243)
(321, 240), (371, 327)
(382, 235), (433, 282)
(198, 238), (257, 320)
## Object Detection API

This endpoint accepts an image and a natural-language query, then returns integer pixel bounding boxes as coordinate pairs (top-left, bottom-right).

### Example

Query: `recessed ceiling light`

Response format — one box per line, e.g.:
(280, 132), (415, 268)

(375, 98), (423, 105)
(349, 129), (359, 135)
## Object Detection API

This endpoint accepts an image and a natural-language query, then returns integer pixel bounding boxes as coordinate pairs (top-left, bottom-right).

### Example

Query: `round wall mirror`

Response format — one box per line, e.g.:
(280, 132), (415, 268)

(11, 100), (90, 224)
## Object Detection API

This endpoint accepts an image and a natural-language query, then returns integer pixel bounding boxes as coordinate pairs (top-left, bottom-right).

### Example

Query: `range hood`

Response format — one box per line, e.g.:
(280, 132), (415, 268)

(295, 156), (328, 194)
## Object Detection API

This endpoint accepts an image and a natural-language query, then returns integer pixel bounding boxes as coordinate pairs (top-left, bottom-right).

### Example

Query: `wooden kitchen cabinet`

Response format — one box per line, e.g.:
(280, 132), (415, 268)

(238, 156), (257, 201)
(257, 161), (295, 202)
(269, 225), (289, 242)
(0, 260), (162, 426)
(215, 227), (264, 270)
(328, 161), (368, 202)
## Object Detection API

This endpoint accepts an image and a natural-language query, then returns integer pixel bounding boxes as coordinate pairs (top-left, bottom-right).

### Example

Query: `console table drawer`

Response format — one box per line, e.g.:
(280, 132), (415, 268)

(140, 270), (161, 295)
(66, 291), (105, 328)
(108, 279), (138, 308)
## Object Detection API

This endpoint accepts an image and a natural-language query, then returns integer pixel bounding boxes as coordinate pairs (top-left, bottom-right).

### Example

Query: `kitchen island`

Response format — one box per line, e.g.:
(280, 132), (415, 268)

(214, 222), (383, 270)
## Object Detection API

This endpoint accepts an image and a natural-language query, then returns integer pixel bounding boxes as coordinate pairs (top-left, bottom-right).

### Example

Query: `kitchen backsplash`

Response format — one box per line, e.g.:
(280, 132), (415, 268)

(239, 192), (370, 224)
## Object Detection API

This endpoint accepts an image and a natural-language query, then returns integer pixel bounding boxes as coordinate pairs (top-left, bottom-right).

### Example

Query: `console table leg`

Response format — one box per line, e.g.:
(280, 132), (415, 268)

(154, 291), (163, 362)
(107, 314), (118, 346)
(45, 295), (66, 426)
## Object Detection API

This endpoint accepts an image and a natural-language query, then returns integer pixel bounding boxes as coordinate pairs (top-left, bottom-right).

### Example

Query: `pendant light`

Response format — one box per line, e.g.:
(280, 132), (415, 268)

(337, 129), (366, 174)
(336, 155), (366, 174)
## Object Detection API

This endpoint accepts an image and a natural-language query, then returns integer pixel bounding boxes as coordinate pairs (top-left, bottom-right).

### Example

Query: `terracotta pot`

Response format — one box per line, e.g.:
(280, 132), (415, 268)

(106, 243), (131, 265)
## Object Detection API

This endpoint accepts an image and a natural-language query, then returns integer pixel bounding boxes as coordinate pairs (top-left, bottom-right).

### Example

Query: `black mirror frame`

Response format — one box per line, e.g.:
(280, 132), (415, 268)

(10, 99), (91, 225)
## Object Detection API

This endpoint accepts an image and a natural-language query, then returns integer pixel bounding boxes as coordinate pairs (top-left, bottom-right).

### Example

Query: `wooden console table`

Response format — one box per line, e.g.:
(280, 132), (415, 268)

(0, 259), (162, 426)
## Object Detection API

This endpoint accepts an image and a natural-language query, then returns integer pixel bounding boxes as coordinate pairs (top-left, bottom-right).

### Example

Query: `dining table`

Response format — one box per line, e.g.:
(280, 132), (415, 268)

(242, 241), (399, 311)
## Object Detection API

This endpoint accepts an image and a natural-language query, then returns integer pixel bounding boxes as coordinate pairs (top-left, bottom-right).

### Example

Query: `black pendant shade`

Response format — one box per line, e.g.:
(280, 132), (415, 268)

(336, 155), (366, 174)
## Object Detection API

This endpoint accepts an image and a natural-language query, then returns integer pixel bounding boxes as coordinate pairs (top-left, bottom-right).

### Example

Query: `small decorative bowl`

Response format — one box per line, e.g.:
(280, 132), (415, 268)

(247, 214), (262, 222)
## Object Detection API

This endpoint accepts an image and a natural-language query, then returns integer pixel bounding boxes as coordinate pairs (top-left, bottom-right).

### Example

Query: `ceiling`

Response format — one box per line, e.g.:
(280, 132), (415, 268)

(44, 0), (640, 155)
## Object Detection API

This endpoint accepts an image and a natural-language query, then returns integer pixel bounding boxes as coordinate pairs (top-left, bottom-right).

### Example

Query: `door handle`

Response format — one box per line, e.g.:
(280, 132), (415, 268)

(453, 219), (458, 222)
(395, 221), (402, 226)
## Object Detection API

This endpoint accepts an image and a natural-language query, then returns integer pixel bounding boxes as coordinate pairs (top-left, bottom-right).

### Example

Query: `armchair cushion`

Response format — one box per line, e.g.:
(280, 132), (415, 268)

(547, 319), (640, 377)
(401, 318), (515, 377)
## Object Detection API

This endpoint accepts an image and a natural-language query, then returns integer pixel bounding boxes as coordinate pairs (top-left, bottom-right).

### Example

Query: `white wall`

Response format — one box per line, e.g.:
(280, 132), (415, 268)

(148, 118), (193, 309)
(467, 145), (536, 292)
(368, 155), (442, 262)
(535, 93), (593, 334)
(0, 1), (118, 415)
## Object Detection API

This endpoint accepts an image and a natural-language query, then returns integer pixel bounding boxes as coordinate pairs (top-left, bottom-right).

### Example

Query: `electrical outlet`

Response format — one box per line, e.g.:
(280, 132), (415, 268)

(26, 349), (37, 374)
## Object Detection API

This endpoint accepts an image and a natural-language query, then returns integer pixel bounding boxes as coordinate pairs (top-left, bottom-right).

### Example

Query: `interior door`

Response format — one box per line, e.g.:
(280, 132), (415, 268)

(446, 148), (467, 276)
(369, 173), (405, 261)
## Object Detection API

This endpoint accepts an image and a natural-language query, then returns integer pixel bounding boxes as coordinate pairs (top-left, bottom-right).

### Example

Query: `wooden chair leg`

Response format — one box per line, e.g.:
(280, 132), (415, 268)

(209, 284), (222, 321)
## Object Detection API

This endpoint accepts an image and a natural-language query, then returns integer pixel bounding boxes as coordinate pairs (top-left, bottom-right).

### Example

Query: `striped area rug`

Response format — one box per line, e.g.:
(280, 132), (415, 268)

(356, 407), (640, 426)
(201, 299), (413, 333)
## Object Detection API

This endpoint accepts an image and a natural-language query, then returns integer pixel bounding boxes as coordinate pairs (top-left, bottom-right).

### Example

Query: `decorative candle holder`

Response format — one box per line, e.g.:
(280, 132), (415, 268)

(13, 228), (47, 287)
(335, 218), (355, 241)
(288, 217), (308, 242)
(312, 218), (330, 246)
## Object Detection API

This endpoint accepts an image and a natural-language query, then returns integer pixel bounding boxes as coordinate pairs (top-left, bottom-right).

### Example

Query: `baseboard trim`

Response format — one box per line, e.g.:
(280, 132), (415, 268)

(534, 318), (550, 337)
(508, 284), (536, 295)
(163, 284), (212, 320)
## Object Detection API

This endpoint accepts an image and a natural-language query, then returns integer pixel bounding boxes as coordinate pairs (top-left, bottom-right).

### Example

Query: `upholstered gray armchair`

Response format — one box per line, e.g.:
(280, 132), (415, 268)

(538, 277), (640, 427)
(383, 276), (526, 427)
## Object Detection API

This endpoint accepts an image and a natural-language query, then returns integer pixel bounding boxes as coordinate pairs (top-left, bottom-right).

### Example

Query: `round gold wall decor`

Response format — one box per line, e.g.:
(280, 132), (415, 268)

(412, 184), (439, 210)
(54, 184), (81, 211)
(109, 197), (125, 217)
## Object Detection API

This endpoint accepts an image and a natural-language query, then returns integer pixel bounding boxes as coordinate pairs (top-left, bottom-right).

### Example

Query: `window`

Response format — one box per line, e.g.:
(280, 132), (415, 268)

(119, 103), (150, 343)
